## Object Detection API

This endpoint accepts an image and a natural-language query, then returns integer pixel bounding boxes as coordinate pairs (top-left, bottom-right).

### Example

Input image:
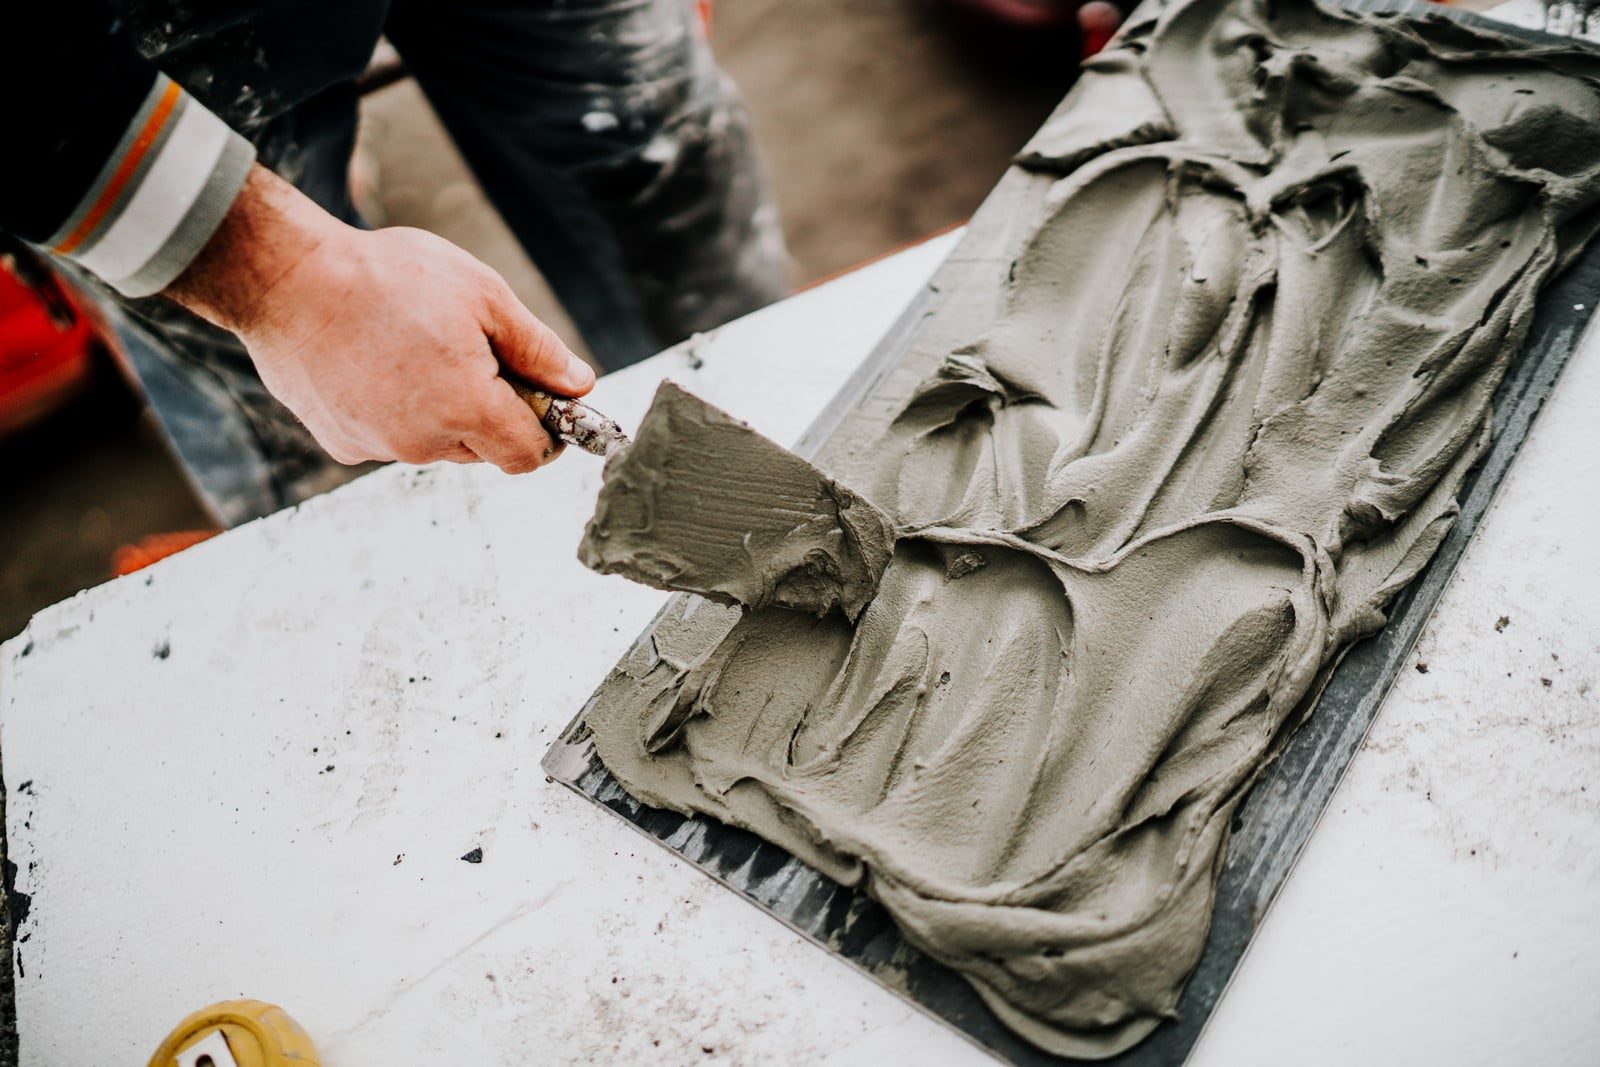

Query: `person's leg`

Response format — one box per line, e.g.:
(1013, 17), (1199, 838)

(384, 0), (790, 370)
(82, 4), (389, 524)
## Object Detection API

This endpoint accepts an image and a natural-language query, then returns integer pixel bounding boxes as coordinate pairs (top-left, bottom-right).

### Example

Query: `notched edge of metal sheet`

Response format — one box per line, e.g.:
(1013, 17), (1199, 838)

(543, 9), (1600, 1062)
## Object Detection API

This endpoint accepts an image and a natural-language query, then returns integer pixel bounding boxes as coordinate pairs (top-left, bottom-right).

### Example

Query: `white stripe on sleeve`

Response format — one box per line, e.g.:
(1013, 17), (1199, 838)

(71, 101), (241, 294)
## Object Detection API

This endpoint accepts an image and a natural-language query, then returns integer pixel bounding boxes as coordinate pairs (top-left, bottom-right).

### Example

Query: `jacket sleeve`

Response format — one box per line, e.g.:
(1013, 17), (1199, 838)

(1, 3), (257, 297)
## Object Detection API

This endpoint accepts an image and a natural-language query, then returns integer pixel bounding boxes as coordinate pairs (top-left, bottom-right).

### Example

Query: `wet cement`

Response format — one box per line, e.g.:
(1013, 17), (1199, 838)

(580, 382), (895, 621)
(581, 0), (1600, 1056)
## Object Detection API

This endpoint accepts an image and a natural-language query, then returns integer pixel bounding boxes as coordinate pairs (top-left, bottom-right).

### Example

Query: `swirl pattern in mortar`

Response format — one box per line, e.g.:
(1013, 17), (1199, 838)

(579, 0), (1600, 1056)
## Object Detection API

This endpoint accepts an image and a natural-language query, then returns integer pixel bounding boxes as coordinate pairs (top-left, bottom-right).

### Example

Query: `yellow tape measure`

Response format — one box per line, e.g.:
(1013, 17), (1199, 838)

(148, 1000), (320, 1067)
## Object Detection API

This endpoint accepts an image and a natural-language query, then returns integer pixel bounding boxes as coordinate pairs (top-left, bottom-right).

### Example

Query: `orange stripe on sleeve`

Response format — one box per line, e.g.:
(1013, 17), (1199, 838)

(54, 80), (184, 256)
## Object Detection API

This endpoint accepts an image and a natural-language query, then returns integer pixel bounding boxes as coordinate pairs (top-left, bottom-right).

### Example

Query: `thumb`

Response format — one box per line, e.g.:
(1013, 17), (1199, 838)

(480, 275), (595, 396)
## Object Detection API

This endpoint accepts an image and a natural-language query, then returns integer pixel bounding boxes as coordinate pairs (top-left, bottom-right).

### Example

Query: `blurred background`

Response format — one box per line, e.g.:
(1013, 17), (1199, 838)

(0, 0), (1122, 640)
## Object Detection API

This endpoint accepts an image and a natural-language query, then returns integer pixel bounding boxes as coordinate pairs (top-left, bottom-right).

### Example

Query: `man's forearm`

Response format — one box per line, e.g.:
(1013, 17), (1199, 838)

(164, 165), (339, 335)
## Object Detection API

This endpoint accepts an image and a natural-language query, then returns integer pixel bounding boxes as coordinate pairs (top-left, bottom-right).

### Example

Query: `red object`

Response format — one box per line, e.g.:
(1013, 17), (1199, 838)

(947, 0), (1125, 57)
(111, 530), (222, 576)
(1078, 1), (1123, 57)
(0, 246), (100, 438)
(951, 0), (1082, 29)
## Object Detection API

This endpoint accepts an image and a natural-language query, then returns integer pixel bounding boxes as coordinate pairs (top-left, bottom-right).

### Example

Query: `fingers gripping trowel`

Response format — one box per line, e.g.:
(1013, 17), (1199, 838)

(503, 369), (631, 458)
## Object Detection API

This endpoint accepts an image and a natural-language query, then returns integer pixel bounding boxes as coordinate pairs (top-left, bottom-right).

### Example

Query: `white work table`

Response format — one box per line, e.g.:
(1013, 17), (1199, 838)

(3, 227), (1598, 1066)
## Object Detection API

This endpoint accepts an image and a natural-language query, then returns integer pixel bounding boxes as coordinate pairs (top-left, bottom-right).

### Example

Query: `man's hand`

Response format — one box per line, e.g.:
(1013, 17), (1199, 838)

(166, 165), (595, 473)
